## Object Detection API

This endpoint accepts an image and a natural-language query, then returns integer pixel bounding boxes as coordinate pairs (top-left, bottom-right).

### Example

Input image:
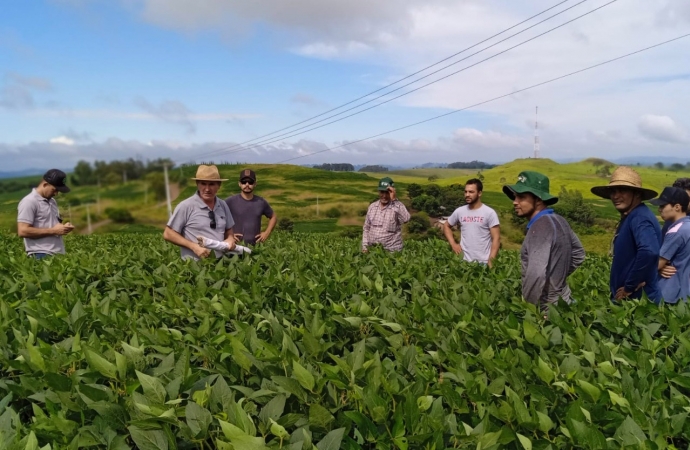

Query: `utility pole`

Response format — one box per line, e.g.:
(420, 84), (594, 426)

(533, 106), (540, 159)
(86, 204), (92, 234)
(163, 164), (172, 218)
(68, 204), (72, 223)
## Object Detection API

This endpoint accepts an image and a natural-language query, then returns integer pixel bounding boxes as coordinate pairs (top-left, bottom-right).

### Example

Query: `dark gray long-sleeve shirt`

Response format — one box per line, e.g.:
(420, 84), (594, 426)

(520, 212), (585, 309)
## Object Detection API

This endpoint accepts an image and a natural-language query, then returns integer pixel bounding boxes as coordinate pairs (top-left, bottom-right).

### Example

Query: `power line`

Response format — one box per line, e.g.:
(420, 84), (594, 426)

(276, 33), (690, 164)
(187, 0), (576, 162)
(205, 0), (616, 159)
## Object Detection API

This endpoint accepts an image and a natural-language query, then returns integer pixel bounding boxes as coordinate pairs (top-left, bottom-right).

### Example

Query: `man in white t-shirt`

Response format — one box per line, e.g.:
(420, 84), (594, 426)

(443, 178), (501, 267)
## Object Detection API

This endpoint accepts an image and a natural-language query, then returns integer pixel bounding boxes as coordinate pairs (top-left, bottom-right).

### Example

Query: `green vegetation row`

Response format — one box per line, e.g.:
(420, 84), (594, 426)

(2, 233), (690, 449)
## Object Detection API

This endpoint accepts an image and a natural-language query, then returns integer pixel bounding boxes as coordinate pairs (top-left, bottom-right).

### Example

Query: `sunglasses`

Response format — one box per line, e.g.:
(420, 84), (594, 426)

(240, 179), (255, 185)
(208, 211), (216, 229)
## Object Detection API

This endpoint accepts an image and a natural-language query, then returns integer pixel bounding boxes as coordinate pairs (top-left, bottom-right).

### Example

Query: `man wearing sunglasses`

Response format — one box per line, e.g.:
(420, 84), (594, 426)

(164, 165), (236, 260)
(225, 169), (276, 246)
(17, 169), (74, 259)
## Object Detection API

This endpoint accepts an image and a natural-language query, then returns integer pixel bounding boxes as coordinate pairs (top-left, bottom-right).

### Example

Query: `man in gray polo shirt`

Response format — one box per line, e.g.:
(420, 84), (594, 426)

(17, 169), (74, 259)
(163, 165), (236, 260)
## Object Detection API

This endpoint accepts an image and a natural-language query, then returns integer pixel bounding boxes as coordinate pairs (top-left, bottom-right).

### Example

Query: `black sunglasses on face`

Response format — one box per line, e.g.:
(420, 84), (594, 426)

(208, 211), (217, 229)
(240, 179), (255, 185)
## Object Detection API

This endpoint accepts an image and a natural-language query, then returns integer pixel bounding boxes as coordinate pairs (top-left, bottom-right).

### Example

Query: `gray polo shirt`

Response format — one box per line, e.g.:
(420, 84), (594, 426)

(167, 192), (234, 260)
(17, 189), (66, 255)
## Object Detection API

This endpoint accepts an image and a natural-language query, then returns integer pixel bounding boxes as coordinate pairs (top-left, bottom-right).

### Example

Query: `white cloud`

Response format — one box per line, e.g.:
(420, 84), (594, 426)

(638, 114), (688, 143)
(49, 136), (76, 145)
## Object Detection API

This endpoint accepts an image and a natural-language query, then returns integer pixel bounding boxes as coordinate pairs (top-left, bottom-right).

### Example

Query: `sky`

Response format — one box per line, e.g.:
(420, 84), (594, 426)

(1, 0), (689, 172)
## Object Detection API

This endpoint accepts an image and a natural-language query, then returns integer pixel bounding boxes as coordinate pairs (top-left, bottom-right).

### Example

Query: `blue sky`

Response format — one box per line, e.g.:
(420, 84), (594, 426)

(1, 0), (689, 171)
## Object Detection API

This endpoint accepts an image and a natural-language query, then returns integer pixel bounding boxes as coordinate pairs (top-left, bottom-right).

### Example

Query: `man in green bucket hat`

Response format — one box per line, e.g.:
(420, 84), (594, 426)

(503, 171), (585, 312)
(362, 176), (411, 252)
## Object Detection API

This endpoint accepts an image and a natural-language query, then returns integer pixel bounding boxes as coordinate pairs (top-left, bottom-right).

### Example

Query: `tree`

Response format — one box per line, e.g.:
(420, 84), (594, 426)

(407, 183), (423, 199)
(654, 162), (665, 170)
(425, 184), (441, 198)
(670, 163), (685, 171)
(553, 186), (595, 227)
(73, 160), (95, 185)
(596, 164), (614, 177)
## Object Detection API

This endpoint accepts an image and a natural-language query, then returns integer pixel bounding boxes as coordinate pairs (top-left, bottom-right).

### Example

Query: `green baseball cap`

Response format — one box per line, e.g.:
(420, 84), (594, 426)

(378, 177), (394, 191)
(503, 171), (558, 205)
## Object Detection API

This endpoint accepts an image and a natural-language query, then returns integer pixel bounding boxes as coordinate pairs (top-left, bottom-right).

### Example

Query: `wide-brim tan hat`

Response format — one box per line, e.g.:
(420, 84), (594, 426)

(590, 166), (657, 201)
(191, 164), (228, 181)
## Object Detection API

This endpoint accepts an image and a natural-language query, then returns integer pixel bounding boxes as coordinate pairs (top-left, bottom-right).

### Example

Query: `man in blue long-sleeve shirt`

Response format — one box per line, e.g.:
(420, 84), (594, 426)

(591, 166), (661, 303)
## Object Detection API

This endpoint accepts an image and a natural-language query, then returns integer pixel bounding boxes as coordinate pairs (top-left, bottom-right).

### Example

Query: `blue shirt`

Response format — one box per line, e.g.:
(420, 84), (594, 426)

(659, 216), (690, 303)
(610, 203), (662, 302)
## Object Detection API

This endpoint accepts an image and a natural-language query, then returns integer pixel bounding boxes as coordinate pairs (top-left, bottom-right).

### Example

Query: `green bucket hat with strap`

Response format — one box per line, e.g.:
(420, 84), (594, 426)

(503, 171), (558, 205)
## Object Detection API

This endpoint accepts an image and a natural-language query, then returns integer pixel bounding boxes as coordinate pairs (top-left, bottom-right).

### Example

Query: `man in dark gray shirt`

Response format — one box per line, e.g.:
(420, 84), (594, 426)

(225, 169), (277, 246)
(503, 171), (585, 311)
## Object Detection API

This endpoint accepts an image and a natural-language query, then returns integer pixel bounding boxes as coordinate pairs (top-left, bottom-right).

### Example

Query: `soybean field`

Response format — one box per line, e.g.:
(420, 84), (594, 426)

(1, 233), (690, 449)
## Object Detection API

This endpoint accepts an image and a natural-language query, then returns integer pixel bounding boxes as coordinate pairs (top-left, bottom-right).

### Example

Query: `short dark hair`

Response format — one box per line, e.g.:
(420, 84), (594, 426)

(672, 178), (690, 190)
(465, 178), (483, 192)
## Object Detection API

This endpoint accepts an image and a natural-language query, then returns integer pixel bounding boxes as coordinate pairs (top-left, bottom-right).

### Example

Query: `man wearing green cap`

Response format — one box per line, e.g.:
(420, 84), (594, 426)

(362, 177), (411, 252)
(503, 171), (585, 311)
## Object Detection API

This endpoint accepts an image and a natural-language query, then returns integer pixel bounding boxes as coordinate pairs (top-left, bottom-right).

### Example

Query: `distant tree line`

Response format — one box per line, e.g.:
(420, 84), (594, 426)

(312, 163), (354, 172)
(447, 160), (496, 169)
(71, 158), (174, 186)
(654, 162), (690, 171)
(0, 178), (41, 194)
(358, 165), (389, 172)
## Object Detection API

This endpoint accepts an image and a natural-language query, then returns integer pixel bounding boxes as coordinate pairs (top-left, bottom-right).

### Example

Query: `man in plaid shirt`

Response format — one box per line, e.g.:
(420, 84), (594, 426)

(362, 177), (411, 252)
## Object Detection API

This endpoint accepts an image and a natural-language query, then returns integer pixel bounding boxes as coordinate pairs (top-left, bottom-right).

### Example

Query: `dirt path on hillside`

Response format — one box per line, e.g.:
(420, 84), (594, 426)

(156, 182), (181, 207)
(79, 219), (112, 234)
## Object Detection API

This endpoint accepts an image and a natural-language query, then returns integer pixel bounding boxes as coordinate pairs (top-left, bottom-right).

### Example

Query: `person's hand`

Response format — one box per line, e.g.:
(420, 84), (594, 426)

(450, 242), (462, 255)
(614, 282), (645, 300)
(660, 265), (677, 279)
(614, 287), (631, 300)
(52, 223), (74, 235)
(225, 239), (236, 251)
(488, 259), (494, 269)
(388, 186), (397, 202)
(255, 231), (271, 243)
(233, 233), (243, 243)
(362, 247), (369, 253)
(192, 244), (211, 259)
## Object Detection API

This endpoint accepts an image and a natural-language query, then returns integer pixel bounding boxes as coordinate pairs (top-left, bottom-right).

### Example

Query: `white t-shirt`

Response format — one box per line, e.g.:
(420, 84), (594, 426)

(447, 204), (500, 263)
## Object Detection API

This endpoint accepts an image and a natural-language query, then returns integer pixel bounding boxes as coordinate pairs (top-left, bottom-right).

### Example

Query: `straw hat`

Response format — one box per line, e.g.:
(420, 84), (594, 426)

(590, 166), (657, 201)
(191, 165), (228, 181)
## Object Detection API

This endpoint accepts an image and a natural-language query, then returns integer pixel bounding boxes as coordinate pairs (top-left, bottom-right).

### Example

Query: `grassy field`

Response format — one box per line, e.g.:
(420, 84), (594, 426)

(1, 159), (688, 255)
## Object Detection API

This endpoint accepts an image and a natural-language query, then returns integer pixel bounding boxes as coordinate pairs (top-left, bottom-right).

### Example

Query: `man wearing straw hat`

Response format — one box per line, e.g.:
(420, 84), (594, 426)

(591, 166), (661, 303)
(503, 171), (585, 311)
(163, 164), (236, 260)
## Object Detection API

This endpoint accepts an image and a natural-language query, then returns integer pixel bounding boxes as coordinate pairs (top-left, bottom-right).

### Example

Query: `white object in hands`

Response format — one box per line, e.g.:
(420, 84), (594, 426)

(197, 236), (252, 255)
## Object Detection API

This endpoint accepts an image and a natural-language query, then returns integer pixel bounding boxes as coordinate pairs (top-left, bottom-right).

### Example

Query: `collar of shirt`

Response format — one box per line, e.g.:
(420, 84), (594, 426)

(378, 200), (397, 209)
(30, 188), (50, 203)
(527, 208), (554, 230)
(193, 192), (221, 211)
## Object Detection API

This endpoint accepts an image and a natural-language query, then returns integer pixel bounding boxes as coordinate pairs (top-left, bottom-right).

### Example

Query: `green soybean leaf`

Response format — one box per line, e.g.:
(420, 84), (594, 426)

(516, 433), (532, 450)
(292, 361), (315, 392)
(136, 370), (167, 404)
(83, 346), (118, 379)
(128, 426), (168, 450)
(218, 420), (269, 450)
(614, 416), (647, 447)
(315, 428), (345, 450)
(186, 401), (212, 438)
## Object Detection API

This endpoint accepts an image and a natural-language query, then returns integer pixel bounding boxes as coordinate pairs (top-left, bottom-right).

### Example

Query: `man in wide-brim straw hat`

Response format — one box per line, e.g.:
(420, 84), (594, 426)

(503, 171), (585, 312)
(163, 164), (237, 260)
(591, 166), (662, 303)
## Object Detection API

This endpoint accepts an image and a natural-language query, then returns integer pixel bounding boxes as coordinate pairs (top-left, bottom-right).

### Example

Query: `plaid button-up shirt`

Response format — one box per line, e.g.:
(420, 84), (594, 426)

(362, 200), (411, 251)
